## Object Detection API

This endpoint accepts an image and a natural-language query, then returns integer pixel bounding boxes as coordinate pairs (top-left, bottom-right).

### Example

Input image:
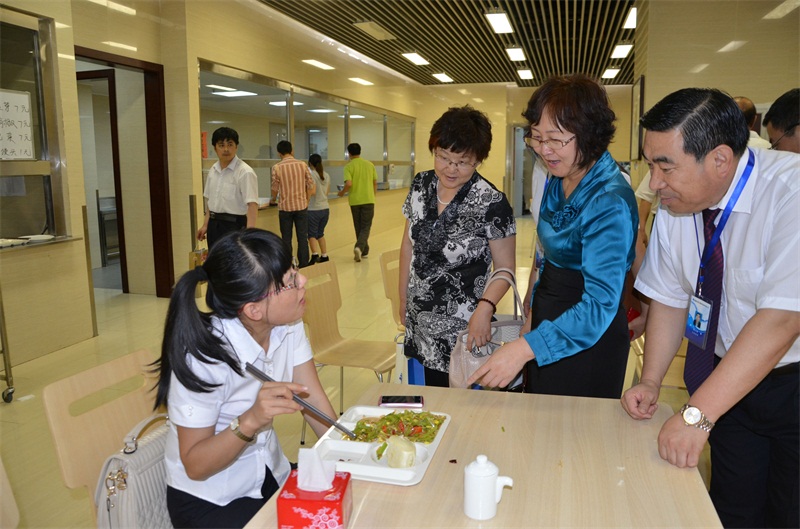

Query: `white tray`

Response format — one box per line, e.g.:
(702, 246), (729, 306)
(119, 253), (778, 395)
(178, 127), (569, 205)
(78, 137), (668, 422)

(312, 405), (451, 486)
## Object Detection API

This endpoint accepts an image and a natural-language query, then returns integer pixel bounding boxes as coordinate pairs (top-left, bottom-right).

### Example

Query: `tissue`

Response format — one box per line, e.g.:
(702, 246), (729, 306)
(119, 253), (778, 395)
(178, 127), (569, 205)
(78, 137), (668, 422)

(277, 467), (353, 529)
(297, 448), (336, 492)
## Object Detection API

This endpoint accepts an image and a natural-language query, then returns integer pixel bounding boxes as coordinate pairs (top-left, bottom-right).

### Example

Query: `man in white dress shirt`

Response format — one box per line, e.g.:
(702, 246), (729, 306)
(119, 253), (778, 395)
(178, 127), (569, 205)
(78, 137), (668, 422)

(621, 88), (799, 528)
(734, 96), (772, 150)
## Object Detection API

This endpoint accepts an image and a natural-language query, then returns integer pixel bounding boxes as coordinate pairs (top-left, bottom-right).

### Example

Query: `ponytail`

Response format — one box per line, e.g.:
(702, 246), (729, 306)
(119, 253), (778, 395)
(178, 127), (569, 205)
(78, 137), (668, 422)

(309, 154), (325, 181)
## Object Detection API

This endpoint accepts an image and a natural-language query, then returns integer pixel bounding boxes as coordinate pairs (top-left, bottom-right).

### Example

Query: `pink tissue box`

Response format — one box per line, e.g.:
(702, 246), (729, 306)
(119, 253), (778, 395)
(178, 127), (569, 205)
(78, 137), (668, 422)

(277, 469), (352, 529)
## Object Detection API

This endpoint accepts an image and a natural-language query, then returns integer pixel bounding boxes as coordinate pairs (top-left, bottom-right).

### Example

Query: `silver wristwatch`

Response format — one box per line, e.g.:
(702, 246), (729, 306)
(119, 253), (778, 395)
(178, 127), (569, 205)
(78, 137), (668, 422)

(680, 404), (715, 432)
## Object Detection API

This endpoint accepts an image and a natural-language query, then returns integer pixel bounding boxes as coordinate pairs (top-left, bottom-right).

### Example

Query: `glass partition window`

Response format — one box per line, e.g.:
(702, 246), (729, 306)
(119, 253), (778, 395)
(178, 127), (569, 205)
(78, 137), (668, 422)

(387, 115), (414, 187)
(293, 92), (346, 192)
(349, 106), (385, 163)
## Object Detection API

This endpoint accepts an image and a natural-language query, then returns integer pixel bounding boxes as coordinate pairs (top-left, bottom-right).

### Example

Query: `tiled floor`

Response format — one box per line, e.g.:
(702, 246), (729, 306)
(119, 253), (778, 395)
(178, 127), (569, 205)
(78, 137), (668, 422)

(0, 189), (706, 528)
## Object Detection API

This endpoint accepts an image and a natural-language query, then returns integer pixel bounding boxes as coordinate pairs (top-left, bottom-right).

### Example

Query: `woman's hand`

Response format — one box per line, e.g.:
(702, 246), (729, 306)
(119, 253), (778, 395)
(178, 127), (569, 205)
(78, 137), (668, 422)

(467, 337), (534, 388)
(466, 302), (494, 349)
(242, 381), (306, 433)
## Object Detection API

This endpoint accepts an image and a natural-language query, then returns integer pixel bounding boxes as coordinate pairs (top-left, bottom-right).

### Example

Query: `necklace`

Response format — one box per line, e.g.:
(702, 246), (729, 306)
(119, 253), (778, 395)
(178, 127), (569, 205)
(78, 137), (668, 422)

(435, 180), (451, 205)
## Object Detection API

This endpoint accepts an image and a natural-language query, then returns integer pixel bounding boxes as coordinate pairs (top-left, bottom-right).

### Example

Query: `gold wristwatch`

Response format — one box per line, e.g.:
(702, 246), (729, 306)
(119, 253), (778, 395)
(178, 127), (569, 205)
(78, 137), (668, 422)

(680, 404), (715, 432)
(229, 416), (255, 443)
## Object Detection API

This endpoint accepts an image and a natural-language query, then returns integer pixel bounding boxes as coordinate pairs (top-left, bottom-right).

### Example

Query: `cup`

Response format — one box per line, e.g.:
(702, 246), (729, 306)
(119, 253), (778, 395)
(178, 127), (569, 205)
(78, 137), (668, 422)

(463, 455), (513, 520)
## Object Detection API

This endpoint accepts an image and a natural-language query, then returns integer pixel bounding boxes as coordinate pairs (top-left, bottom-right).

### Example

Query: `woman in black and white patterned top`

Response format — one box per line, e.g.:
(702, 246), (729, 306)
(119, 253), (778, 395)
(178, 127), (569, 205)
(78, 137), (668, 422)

(399, 106), (516, 387)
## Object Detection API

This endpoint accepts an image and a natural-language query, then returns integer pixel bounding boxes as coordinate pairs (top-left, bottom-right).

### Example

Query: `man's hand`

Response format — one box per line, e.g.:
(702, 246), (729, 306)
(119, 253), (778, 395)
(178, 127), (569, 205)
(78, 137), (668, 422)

(621, 380), (660, 419)
(657, 412), (709, 468)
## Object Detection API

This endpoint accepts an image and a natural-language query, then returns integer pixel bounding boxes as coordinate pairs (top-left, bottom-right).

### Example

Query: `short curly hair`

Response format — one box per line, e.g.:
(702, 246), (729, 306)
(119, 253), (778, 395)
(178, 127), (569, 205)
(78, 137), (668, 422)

(428, 105), (492, 162)
(523, 74), (616, 170)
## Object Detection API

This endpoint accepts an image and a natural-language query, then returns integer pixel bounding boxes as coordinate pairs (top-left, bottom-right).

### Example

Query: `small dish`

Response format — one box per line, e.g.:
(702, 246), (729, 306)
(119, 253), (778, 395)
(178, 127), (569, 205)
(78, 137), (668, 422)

(19, 234), (55, 242)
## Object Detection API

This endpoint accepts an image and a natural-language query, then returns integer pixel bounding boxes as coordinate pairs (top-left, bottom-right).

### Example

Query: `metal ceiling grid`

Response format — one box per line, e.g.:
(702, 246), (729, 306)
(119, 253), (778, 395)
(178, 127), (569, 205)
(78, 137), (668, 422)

(259, 0), (636, 86)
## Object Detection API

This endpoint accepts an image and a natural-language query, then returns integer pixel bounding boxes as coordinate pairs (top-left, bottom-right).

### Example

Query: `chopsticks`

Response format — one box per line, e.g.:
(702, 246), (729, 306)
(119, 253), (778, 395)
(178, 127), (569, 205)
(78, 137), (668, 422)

(244, 362), (357, 440)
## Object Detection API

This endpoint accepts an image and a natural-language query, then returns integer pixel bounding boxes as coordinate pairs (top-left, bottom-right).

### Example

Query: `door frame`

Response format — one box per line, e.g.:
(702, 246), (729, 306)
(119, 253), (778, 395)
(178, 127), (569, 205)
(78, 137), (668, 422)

(74, 46), (174, 297)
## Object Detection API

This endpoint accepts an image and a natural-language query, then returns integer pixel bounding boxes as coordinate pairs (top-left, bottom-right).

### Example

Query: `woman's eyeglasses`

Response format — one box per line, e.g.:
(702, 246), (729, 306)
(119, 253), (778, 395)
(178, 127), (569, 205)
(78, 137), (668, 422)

(524, 133), (576, 151)
(434, 151), (478, 171)
(250, 258), (300, 303)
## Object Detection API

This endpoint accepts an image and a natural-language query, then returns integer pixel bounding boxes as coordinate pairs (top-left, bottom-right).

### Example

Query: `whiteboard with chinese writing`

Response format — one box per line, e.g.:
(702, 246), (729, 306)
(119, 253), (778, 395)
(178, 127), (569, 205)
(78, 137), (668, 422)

(0, 89), (35, 160)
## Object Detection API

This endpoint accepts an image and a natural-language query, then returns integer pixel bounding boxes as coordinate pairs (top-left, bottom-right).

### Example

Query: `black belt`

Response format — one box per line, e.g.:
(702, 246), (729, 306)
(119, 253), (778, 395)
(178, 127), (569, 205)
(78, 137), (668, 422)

(209, 211), (245, 223)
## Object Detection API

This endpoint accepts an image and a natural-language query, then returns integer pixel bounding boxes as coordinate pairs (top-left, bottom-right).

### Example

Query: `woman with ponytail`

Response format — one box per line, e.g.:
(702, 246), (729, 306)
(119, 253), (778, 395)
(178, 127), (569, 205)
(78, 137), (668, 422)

(306, 153), (331, 264)
(153, 228), (335, 528)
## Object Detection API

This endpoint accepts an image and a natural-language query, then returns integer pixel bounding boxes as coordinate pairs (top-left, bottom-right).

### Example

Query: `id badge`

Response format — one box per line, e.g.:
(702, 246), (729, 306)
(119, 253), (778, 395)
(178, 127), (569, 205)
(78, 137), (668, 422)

(685, 294), (712, 348)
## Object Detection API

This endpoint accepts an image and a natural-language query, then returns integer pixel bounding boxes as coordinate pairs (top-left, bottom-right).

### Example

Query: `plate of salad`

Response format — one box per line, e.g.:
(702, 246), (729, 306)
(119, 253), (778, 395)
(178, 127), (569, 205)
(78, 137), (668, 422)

(312, 406), (451, 486)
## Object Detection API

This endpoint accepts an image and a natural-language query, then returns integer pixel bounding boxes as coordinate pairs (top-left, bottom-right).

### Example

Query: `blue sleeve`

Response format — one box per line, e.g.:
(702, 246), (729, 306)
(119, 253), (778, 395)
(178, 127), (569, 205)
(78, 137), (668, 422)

(524, 193), (635, 366)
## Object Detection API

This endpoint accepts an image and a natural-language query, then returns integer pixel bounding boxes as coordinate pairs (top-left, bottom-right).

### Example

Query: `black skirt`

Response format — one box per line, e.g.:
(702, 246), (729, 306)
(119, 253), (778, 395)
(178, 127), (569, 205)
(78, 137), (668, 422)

(525, 263), (629, 398)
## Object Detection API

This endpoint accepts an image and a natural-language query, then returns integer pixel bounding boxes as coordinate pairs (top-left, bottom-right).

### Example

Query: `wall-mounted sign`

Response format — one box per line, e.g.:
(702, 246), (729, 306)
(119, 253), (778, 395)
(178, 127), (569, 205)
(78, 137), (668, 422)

(0, 89), (34, 160)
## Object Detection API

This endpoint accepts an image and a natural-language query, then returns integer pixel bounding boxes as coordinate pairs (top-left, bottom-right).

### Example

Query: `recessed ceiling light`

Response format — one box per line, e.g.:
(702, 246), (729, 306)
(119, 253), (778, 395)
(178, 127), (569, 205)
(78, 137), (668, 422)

(623, 7), (637, 29)
(212, 90), (257, 97)
(206, 84), (236, 91)
(302, 59), (334, 70)
(601, 68), (620, 79)
(353, 21), (396, 40)
(473, 98), (484, 103)
(101, 41), (137, 52)
(611, 44), (633, 59)
(689, 64), (709, 73)
(402, 53), (429, 65)
(433, 73), (453, 83)
(350, 115), (365, 119)
(309, 129), (321, 133)
(485, 11), (513, 34)
(307, 109), (337, 113)
(207, 120), (227, 124)
(517, 69), (534, 80)
(268, 101), (304, 106)
(349, 77), (374, 86)
(763, 0), (800, 19)
(458, 89), (471, 95)
(506, 47), (526, 61)
(88, 0), (136, 15)
(718, 41), (747, 52)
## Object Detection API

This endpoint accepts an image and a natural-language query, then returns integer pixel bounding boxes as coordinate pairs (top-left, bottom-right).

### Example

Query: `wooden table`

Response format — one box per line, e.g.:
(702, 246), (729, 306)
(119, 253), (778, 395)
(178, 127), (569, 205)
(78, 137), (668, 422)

(247, 384), (721, 528)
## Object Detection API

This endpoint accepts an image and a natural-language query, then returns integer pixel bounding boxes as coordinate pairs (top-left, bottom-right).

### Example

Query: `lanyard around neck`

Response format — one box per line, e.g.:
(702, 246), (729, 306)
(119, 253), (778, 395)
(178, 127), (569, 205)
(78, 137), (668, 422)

(694, 148), (755, 287)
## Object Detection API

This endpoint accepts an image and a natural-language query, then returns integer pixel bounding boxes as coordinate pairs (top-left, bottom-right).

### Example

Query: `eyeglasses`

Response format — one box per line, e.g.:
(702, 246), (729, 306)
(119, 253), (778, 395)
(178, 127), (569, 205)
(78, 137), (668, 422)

(254, 258), (300, 301)
(769, 122), (799, 150)
(434, 151), (478, 171)
(524, 134), (576, 151)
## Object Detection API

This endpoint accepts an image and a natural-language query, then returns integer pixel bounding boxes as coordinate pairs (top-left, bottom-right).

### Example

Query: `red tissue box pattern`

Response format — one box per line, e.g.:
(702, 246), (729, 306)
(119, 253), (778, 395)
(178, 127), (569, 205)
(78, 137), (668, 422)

(277, 469), (352, 529)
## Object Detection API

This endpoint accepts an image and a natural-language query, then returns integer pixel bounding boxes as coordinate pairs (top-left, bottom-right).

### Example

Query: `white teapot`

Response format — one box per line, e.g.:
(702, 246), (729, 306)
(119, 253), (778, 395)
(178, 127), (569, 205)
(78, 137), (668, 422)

(463, 454), (514, 520)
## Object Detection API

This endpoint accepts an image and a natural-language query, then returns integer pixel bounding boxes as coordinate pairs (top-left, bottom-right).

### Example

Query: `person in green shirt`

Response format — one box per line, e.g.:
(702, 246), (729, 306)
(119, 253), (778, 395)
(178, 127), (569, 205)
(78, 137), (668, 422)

(338, 143), (378, 262)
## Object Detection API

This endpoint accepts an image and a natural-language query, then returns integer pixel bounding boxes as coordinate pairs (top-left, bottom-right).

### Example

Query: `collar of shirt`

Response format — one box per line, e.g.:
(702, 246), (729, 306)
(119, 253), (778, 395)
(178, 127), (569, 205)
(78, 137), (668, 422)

(711, 148), (756, 215)
(211, 316), (293, 367)
(213, 155), (241, 174)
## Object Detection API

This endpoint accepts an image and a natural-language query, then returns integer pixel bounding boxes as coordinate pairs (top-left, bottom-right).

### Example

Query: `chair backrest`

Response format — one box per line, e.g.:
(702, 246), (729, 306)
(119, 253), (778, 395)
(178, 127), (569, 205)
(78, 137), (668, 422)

(379, 249), (403, 329)
(301, 261), (345, 353)
(42, 349), (158, 508)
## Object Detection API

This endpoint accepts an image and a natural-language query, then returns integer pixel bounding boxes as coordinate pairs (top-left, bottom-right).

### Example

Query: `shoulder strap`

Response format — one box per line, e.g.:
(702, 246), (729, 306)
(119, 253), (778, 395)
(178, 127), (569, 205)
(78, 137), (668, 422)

(123, 414), (168, 454)
(485, 269), (525, 319)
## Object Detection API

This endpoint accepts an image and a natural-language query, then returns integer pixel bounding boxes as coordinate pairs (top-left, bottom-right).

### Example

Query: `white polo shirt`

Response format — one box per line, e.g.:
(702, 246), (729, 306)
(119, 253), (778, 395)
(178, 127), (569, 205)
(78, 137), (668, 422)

(635, 148), (800, 367)
(165, 318), (312, 505)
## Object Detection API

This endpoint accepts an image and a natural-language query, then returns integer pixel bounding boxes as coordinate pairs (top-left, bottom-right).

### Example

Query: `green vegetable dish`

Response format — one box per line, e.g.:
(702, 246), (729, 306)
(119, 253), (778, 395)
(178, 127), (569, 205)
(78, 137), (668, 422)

(347, 410), (446, 443)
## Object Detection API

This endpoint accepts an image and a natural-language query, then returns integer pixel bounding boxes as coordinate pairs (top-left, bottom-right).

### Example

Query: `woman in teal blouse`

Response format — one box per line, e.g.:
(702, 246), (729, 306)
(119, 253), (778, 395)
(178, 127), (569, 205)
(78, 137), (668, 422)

(468, 74), (639, 398)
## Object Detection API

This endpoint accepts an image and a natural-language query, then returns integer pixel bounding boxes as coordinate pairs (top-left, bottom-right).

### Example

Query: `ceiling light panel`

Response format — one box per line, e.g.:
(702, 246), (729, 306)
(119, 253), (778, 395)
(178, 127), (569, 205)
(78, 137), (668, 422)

(623, 7), (637, 29)
(611, 44), (633, 59)
(402, 52), (430, 65)
(718, 41), (747, 53)
(763, 0), (800, 19)
(353, 20), (396, 40)
(206, 84), (236, 91)
(517, 69), (533, 80)
(485, 12), (513, 34)
(348, 77), (374, 86)
(212, 90), (257, 97)
(433, 73), (453, 83)
(302, 59), (334, 70)
(506, 47), (526, 61)
(601, 68), (620, 79)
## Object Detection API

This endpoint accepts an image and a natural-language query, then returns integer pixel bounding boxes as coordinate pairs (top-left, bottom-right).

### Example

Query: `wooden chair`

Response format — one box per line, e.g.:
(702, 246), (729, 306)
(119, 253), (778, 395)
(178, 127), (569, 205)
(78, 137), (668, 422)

(42, 349), (159, 515)
(379, 248), (404, 335)
(630, 334), (687, 390)
(300, 261), (395, 442)
(0, 455), (19, 529)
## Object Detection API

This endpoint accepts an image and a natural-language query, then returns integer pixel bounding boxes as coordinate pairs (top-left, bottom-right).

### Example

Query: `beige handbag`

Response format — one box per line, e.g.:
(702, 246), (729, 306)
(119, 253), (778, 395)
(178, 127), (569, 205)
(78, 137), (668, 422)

(95, 414), (173, 529)
(449, 269), (526, 390)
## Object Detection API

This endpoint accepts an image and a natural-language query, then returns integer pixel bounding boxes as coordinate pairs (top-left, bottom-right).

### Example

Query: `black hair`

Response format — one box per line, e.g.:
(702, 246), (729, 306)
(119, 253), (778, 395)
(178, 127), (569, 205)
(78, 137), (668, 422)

(308, 153), (325, 180)
(523, 74), (615, 170)
(346, 143), (361, 156)
(641, 88), (749, 161)
(211, 127), (239, 146)
(277, 140), (293, 155)
(763, 88), (800, 137)
(428, 105), (492, 162)
(153, 229), (292, 409)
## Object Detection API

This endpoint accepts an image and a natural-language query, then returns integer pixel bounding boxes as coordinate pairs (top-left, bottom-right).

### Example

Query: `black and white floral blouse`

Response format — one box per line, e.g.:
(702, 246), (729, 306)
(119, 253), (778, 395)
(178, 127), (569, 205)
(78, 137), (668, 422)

(402, 170), (516, 373)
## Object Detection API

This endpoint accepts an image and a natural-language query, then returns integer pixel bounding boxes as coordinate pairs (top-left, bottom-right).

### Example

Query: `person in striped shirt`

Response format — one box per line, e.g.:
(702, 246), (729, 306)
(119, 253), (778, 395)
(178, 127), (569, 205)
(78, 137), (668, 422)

(270, 141), (316, 267)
